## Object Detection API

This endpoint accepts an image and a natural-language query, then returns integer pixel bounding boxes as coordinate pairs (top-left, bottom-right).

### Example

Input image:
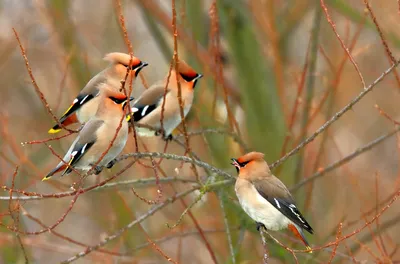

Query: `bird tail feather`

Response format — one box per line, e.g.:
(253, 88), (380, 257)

(288, 224), (313, 253)
(42, 164), (67, 181)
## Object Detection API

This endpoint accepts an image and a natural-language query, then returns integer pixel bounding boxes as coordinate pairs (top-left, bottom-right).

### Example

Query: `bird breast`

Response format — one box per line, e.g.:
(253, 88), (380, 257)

(235, 178), (292, 231)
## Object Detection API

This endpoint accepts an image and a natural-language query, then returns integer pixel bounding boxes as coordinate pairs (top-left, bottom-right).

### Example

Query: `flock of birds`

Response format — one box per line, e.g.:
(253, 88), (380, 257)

(41, 52), (314, 255)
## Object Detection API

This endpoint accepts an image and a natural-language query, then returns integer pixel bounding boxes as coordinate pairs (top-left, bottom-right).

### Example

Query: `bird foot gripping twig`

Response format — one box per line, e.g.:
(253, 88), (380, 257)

(163, 134), (173, 141)
(94, 166), (103, 175)
(155, 129), (173, 141)
(256, 222), (265, 232)
(106, 159), (116, 169)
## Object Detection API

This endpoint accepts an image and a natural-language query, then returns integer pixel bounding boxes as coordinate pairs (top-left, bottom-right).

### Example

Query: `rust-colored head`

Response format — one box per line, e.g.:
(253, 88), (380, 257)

(231, 152), (270, 179)
(103, 52), (148, 80)
(98, 87), (131, 116)
(173, 60), (203, 89)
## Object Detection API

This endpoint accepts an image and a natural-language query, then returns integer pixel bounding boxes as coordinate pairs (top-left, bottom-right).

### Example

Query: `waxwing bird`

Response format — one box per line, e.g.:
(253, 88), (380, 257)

(129, 60), (202, 140)
(231, 152), (314, 252)
(43, 87), (130, 180)
(48, 52), (148, 134)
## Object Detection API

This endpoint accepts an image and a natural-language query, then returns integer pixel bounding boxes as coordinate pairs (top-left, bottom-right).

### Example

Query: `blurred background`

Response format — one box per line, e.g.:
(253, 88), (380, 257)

(1, 0), (400, 263)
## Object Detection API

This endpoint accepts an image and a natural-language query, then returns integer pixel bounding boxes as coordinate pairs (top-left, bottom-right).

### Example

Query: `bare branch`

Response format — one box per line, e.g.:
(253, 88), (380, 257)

(0, 177), (197, 201)
(117, 152), (234, 179)
(291, 126), (400, 191)
(271, 60), (400, 169)
(60, 179), (231, 263)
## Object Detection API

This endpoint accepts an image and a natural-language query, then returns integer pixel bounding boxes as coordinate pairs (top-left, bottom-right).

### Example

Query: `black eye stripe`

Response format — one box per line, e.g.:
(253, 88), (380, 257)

(238, 161), (250, 167)
(109, 96), (126, 104)
(180, 73), (197, 82)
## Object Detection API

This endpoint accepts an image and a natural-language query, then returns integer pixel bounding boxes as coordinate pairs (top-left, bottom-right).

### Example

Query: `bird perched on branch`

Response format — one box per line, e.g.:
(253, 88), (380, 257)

(48, 52), (148, 134)
(231, 152), (314, 252)
(43, 86), (130, 180)
(129, 60), (202, 140)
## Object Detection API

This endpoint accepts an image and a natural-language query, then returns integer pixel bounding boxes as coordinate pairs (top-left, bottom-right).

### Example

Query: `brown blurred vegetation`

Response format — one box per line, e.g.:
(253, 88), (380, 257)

(1, 0), (400, 263)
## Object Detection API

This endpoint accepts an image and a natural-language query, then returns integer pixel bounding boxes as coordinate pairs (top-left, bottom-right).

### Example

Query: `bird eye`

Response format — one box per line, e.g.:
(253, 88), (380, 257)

(109, 96), (127, 104)
(238, 161), (250, 167)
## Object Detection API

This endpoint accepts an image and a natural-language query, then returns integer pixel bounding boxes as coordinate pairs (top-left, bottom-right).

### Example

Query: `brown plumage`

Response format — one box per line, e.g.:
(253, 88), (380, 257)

(130, 60), (202, 139)
(231, 152), (314, 252)
(43, 86), (129, 180)
(48, 52), (148, 134)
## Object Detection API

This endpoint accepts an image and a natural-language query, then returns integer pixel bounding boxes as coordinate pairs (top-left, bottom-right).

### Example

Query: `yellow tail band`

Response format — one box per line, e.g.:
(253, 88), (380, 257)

(63, 104), (74, 116)
(48, 127), (62, 134)
(306, 246), (313, 254)
(42, 176), (51, 181)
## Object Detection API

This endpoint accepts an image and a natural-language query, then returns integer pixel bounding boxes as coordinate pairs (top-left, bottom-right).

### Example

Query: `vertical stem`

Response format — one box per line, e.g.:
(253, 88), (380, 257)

(294, 3), (322, 183)
(259, 227), (269, 264)
(218, 193), (236, 264)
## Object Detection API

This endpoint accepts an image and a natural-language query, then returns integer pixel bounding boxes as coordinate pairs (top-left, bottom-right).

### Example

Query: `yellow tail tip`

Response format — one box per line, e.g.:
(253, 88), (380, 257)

(48, 128), (61, 134)
(306, 246), (313, 253)
(42, 176), (51, 181)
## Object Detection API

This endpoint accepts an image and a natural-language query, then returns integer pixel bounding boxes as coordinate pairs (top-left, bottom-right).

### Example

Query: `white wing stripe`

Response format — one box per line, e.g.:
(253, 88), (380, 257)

(141, 105), (149, 116)
(288, 205), (305, 223)
(80, 95), (89, 105)
(81, 144), (87, 154)
(274, 198), (281, 208)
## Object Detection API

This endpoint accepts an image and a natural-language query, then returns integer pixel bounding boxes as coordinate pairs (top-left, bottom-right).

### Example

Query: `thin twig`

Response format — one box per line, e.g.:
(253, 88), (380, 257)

(291, 126), (400, 191)
(259, 227), (269, 264)
(176, 128), (249, 152)
(166, 191), (205, 229)
(328, 223), (343, 263)
(294, 5), (322, 182)
(320, 0), (366, 88)
(117, 152), (234, 179)
(171, 0), (202, 185)
(0, 177), (196, 201)
(20, 207), (123, 257)
(219, 193), (236, 264)
(8, 167), (29, 263)
(59, 180), (231, 263)
(13, 28), (78, 134)
(260, 228), (299, 263)
(349, 213), (400, 254)
(363, 0), (396, 63)
(127, 228), (239, 253)
(270, 59), (400, 170)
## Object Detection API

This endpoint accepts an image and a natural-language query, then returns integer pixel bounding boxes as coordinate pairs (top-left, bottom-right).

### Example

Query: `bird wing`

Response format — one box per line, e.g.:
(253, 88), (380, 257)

(62, 119), (104, 175)
(252, 177), (313, 234)
(130, 82), (170, 122)
(58, 76), (107, 123)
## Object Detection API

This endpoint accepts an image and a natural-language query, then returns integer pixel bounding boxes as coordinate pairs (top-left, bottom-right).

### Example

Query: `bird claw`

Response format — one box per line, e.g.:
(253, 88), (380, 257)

(256, 222), (265, 232)
(155, 129), (173, 141)
(94, 166), (103, 175)
(106, 159), (116, 169)
(163, 134), (173, 141)
(155, 129), (162, 136)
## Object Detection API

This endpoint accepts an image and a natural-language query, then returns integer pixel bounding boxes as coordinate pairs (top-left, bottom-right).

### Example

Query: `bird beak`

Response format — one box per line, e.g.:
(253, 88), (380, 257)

(129, 96), (135, 102)
(195, 73), (203, 80)
(134, 61), (149, 77)
(231, 158), (240, 170)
